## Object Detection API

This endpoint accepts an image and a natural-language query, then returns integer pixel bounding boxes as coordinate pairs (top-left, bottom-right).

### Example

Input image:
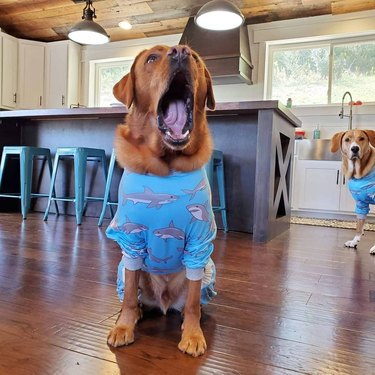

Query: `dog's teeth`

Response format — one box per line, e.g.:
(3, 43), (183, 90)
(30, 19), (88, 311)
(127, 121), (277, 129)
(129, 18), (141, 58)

(182, 130), (189, 137)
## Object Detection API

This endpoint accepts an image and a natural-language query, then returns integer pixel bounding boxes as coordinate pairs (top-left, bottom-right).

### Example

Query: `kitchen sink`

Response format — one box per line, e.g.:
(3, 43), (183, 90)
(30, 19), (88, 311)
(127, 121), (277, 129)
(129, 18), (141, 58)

(296, 139), (341, 161)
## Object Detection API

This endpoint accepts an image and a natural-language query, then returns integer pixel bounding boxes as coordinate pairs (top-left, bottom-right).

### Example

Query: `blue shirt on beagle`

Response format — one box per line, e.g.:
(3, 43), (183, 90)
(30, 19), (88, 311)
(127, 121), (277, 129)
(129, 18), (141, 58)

(348, 167), (375, 219)
(106, 167), (217, 304)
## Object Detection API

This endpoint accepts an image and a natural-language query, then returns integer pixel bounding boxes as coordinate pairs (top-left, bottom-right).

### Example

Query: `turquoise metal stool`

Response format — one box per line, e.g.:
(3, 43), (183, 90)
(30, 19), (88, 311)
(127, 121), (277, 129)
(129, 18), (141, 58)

(0, 146), (57, 220)
(205, 150), (228, 232)
(44, 147), (108, 225)
(98, 149), (117, 226)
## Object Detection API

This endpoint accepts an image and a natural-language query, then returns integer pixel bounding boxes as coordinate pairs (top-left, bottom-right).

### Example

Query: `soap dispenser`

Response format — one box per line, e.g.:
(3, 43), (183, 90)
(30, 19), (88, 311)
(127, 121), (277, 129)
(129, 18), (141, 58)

(313, 125), (321, 139)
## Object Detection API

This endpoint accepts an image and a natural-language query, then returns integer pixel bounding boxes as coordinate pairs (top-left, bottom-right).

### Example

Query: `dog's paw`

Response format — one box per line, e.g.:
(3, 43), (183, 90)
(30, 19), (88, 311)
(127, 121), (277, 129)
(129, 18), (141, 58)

(178, 328), (207, 357)
(107, 325), (135, 347)
(345, 240), (358, 248)
(370, 245), (375, 255)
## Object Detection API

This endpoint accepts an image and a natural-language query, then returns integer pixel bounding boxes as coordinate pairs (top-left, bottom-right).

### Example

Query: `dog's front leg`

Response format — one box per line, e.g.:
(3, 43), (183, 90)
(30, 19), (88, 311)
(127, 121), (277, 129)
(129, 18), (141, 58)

(107, 269), (142, 347)
(345, 218), (365, 249)
(178, 279), (206, 357)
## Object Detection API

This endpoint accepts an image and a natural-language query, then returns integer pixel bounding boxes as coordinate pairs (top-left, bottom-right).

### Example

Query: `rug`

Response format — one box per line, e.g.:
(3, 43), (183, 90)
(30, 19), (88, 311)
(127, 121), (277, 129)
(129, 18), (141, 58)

(291, 216), (375, 231)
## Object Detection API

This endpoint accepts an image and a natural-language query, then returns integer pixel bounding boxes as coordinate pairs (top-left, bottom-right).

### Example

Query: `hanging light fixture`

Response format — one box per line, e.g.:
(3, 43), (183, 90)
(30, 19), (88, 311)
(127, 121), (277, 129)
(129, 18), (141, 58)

(195, 0), (244, 31)
(68, 0), (109, 45)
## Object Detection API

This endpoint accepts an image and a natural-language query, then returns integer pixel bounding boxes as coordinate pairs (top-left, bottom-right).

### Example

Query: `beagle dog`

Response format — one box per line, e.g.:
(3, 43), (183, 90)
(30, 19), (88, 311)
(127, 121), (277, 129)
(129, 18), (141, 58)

(331, 129), (375, 254)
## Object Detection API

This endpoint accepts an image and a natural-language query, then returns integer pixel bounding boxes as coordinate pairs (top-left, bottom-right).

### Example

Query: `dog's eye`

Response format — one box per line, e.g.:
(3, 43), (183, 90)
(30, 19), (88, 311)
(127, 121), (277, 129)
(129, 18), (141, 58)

(344, 137), (350, 142)
(359, 136), (365, 141)
(146, 54), (157, 64)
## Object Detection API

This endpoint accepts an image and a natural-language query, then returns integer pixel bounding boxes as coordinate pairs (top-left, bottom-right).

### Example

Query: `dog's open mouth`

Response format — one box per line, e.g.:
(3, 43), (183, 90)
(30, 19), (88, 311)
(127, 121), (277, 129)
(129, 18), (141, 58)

(157, 72), (193, 149)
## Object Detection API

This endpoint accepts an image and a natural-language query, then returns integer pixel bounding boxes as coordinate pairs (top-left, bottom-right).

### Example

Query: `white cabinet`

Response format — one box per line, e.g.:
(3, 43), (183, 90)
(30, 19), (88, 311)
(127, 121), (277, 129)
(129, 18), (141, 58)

(1, 33), (18, 109)
(294, 160), (341, 211)
(45, 41), (80, 108)
(339, 176), (357, 212)
(18, 40), (45, 109)
(293, 160), (356, 213)
(1, 36), (81, 110)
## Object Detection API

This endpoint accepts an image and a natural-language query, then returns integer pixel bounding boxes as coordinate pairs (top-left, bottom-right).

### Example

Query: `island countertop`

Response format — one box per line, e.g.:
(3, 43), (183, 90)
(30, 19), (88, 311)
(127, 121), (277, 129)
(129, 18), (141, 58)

(0, 100), (301, 127)
(0, 100), (301, 242)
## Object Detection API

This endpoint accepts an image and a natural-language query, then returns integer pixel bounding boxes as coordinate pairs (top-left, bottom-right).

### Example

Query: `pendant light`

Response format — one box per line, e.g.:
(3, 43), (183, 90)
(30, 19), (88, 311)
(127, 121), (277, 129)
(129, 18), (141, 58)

(195, 0), (244, 31)
(68, 0), (109, 45)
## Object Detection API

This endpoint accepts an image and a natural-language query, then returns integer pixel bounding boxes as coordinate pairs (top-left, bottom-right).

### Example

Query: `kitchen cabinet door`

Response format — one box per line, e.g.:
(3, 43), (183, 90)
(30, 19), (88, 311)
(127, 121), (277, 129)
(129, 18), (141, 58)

(339, 176), (355, 213)
(1, 34), (18, 109)
(294, 160), (341, 211)
(291, 155), (299, 210)
(18, 40), (45, 109)
(45, 41), (80, 108)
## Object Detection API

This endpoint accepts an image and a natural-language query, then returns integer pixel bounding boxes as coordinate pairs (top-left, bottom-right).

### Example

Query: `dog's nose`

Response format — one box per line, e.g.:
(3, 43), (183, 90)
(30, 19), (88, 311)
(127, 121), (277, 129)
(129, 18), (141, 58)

(351, 145), (360, 154)
(167, 45), (191, 66)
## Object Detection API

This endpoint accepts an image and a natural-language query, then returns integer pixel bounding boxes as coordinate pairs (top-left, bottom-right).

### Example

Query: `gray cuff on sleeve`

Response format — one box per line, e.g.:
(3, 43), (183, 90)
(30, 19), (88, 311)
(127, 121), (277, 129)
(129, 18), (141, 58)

(186, 267), (204, 281)
(123, 255), (143, 271)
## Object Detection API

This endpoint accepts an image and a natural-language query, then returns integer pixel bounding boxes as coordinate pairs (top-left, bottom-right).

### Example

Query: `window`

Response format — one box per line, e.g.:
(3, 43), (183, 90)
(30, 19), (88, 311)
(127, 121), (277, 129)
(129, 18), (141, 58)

(268, 38), (375, 105)
(270, 45), (329, 105)
(93, 59), (133, 107)
(331, 41), (375, 104)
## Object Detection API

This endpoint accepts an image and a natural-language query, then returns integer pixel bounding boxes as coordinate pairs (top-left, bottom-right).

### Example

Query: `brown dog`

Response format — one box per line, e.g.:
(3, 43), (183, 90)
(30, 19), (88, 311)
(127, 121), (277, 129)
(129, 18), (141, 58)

(106, 45), (217, 357)
(331, 129), (375, 253)
(113, 45), (215, 176)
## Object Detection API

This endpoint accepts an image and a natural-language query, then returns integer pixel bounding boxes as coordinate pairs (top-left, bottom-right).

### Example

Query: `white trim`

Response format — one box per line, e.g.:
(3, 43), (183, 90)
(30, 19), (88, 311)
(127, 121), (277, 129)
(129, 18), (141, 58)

(251, 10), (375, 44)
(82, 34), (181, 61)
(90, 58), (133, 107)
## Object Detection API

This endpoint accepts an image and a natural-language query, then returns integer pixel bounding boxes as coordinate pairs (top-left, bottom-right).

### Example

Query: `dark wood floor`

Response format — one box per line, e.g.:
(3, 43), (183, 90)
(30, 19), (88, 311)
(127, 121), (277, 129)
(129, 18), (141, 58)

(1, 212), (375, 374)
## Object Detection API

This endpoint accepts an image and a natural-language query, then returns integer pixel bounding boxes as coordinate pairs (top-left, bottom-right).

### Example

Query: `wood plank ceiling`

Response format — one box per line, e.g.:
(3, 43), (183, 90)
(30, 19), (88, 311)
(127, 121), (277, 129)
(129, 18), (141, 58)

(0, 0), (374, 43)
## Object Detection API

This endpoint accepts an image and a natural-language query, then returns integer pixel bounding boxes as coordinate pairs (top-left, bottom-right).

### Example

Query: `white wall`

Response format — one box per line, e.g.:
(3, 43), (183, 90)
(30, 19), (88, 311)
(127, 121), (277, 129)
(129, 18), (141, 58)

(81, 10), (375, 138)
(80, 28), (264, 105)
(81, 34), (180, 106)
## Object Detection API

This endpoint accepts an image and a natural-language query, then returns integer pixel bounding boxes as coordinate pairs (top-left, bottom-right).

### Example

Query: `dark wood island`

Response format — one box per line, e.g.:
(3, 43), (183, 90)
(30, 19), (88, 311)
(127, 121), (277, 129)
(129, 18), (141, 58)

(0, 101), (301, 242)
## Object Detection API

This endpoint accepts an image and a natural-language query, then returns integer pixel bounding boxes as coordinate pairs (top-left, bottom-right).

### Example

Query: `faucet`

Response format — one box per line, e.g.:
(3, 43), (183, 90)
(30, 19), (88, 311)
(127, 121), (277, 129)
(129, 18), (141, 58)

(339, 91), (353, 130)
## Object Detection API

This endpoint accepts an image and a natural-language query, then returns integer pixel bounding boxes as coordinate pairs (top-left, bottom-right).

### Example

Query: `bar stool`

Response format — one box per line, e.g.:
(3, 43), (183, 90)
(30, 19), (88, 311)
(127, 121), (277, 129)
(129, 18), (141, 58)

(205, 150), (228, 232)
(98, 149), (117, 226)
(0, 146), (57, 219)
(44, 147), (108, 225)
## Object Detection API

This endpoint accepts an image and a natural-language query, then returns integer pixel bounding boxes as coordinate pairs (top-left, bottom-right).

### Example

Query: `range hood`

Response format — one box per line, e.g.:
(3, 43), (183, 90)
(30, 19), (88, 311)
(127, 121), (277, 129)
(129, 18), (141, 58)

(179, 17), (253, 85)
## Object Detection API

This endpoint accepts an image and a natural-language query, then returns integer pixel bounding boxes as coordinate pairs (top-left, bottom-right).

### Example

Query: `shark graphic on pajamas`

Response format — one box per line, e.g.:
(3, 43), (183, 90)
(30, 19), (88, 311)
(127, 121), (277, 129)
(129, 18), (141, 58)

(348, 168), (375, 219)
(106, 167), (217, 305)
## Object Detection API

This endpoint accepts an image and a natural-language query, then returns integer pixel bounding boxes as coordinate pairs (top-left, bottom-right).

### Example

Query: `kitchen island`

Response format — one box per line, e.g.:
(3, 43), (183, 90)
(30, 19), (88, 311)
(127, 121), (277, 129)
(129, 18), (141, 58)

(0, 101), (301, 242)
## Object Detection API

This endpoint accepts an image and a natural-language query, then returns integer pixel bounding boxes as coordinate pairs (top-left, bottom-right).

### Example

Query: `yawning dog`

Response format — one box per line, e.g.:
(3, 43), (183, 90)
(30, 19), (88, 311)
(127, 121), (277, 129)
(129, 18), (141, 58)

(106, 45), (217, 357)
(331, 129), (375, 254)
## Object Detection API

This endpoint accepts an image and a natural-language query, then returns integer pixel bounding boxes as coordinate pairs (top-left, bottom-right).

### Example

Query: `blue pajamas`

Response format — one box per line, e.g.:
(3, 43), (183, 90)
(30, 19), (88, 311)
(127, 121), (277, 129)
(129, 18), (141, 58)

(348, 168), (375, 219)
(106, 167), (217, 304)
(115, 256), (217, 305)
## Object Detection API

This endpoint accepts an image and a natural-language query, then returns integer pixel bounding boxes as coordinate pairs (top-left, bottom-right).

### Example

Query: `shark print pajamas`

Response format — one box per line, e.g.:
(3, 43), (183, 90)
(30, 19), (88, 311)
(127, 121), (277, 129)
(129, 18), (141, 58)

(348, 168), (375, 219)
(106, 167), (217, 306)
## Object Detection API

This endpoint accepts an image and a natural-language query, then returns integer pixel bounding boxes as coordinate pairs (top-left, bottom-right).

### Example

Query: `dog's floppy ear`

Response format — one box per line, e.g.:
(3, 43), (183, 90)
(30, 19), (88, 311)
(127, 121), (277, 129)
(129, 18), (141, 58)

(331, 131), (345, 153)
(113, 50), (149, 108)
(113, 70), (135, 109)
(113, 51), (145, 108)
(204, 67), (215, 110)
(363, 130), (375, 147)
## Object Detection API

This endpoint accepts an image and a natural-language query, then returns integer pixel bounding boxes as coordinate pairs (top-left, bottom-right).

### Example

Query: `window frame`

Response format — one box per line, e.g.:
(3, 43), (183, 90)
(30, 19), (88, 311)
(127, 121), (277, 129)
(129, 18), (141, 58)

(266, 34), (375, 107)
(89, 57), (134, 107)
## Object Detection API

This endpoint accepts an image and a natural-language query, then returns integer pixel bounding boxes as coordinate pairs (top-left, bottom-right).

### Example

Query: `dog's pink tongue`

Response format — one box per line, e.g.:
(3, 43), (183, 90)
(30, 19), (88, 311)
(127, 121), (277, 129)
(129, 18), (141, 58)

(164, 100), (187, 139)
